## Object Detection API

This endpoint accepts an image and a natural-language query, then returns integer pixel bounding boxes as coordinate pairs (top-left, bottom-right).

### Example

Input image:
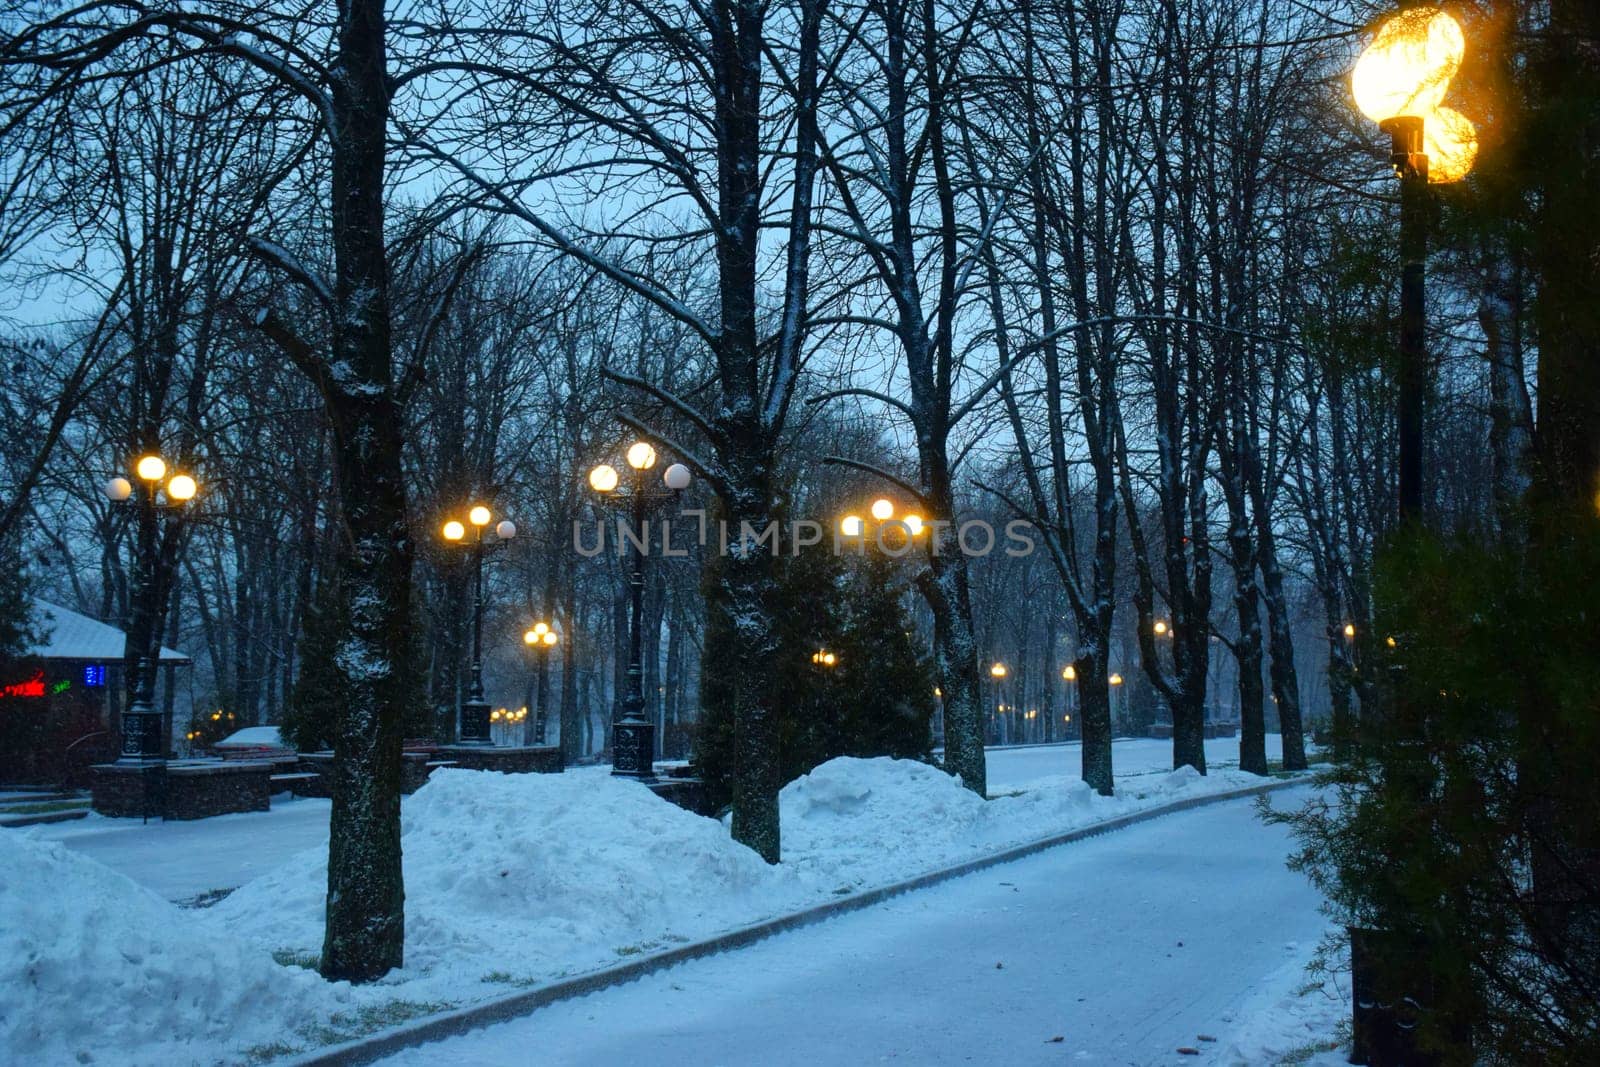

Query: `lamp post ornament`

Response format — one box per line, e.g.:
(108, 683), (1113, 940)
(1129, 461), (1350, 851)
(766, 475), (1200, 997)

(589, 442), (692, 780)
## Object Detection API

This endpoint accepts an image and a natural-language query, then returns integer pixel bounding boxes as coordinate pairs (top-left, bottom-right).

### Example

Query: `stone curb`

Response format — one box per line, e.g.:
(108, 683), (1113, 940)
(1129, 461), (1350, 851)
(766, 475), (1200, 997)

(285, 776), (1313, 1067)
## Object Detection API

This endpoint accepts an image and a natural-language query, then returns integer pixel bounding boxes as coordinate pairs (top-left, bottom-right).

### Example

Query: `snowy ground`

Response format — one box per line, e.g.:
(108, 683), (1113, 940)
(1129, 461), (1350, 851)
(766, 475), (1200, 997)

(377, 789), (1337, 1067)
(3, 739), (1337, 1065)
(28, 736), (1295, 902)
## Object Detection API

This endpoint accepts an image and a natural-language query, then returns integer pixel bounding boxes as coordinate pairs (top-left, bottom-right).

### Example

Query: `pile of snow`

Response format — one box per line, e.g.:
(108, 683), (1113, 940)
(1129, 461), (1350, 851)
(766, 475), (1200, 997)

(1204, 938), (1349, 1065)
(779, 757), (1255, 891)
(212, 769), (790, 997)
(0, 833), (345, 1067)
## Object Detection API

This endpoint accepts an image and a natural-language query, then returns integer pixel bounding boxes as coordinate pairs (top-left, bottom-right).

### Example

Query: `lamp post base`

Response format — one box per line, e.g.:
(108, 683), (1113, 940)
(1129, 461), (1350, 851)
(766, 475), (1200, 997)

(611, 719), (656, 781)
(458, 699), (495, 746)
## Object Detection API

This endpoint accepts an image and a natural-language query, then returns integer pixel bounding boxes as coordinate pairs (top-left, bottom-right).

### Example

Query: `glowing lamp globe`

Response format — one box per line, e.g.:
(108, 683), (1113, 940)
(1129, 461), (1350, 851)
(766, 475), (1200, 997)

(626, 441), (657, 470)
(990, 662), (1007, 678)
(542, 631), (558, 646)
(136, 455), (167, 482)
(1062, 664), (1076, 681)
(1352, 8), (1476, 183)
(167, 474), (197, 502)
(902, 514), (925, 535)
(662, 463), (691, 490)
(589, 464), (619, 493)
(524, 629), (539, 645)
(870, 498), (894, 521)
(840, 515), (864, 537)
(442, 520), (466, 542)
(469, 505), (492, 527)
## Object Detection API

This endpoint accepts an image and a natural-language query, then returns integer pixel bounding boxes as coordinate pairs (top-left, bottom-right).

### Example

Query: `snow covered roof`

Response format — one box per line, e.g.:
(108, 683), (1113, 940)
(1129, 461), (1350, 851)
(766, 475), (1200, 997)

(25, 598), (191, 665)
(215, 726), (287, 749)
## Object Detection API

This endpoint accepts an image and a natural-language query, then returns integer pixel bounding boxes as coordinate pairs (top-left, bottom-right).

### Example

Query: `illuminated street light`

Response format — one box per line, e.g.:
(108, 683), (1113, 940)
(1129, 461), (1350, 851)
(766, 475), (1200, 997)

(870, 498), (895, 521)
(1352, 8), (1477, 521)
(99, 450), (201, 775)
(587, 441), (693, 779)
(523, 622), (560, 744)
(1344, 622), (1357, 639)
(438, 503), (516, 745)
(990, 662), (1007, 679)
(589, 464), (620, 493)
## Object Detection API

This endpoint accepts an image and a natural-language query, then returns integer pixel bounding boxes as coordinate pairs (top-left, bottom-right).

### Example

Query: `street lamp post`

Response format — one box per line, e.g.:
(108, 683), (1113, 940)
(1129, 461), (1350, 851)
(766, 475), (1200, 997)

(103, 454), (199, 766)
(989, 661), (1007, 744)
(1062, 663), (1078, 738)
(589, 442), (692, 780)
(523, 622), (559, 745)
(1352, 6), (1477, 521)
(441, 506), (517, 745)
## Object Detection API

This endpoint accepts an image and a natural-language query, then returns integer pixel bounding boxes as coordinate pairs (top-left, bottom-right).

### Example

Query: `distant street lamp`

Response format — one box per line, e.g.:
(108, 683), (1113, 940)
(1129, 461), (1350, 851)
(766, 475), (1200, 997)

(1062, 662), (1079, 731)
(103, 451), (199, 765)
(488, 705), (528, 745)
(589, 441), (692, 780)
(440, 505), (516, 745)
(810, 648), (839, 667)
(523, 622), (559, 744)
(1353, 6), (1476, 519)
(1344, 622), (1357, 639)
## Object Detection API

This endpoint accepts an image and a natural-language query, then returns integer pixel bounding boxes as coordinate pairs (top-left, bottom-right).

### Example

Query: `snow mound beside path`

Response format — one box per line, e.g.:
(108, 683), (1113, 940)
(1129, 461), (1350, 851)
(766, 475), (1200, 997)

(213, 768), (786, 993)
(0, 832), (338, 1067)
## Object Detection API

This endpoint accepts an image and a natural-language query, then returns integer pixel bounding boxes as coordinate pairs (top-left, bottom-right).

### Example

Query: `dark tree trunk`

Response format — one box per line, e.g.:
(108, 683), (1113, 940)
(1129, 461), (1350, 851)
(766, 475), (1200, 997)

(318, 0), (408, 983)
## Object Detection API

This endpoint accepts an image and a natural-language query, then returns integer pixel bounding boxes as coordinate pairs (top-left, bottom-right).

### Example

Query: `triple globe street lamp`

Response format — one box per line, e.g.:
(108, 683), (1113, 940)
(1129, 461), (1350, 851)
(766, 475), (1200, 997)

(440, 504), (516, 745)
(523, 621), (560, 745)
(103, 452), (199, 765)
(588, 441), (692, 780)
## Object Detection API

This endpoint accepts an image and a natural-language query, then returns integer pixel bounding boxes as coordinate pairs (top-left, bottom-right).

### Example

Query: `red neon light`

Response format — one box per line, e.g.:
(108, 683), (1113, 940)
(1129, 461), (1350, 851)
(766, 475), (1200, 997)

(2, 668), (46, 699)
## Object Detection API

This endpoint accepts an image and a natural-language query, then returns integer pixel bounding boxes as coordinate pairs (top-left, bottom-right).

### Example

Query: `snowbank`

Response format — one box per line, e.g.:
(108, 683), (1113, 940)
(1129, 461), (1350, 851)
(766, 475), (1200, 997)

(0, 833), (345, 1067)
(1204, 937), (1349, 1066)
(212, 769), (789, 999)
(215, 758), (1277, 1004)
(17, 756), (1290, 1062)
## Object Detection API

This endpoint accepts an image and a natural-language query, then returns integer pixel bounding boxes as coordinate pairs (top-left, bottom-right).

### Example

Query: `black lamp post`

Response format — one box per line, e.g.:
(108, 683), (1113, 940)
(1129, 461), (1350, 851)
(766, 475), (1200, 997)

(103, 453), (198, 766)
(1352, 5), (1478, 521)
(523, 622), (559, 745)
(588, 442), (692, 780)
(441, 506), (516, 745)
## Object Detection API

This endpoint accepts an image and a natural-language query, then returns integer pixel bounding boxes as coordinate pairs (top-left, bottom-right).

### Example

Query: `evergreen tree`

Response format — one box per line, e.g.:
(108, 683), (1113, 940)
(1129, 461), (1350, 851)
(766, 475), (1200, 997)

(696, 541), (936, 811)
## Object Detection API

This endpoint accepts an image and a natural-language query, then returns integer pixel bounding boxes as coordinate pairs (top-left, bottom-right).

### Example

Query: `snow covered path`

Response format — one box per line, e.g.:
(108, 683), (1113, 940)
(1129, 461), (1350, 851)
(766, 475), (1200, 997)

(378, 787), (1324, 1067)
(34, 795), (332, 901)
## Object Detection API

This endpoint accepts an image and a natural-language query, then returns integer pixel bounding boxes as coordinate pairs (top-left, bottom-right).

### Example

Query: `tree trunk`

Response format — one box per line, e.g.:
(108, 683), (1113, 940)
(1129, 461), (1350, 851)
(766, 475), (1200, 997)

(319, 0), (407, 984)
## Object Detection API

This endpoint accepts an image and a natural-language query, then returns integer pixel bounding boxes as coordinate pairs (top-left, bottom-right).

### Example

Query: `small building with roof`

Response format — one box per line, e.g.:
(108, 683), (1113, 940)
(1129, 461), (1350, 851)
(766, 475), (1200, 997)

(0, 598), (191, 787)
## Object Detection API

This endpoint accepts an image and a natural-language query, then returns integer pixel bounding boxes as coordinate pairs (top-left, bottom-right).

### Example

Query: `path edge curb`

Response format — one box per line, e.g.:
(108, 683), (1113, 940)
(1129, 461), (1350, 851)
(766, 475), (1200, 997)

(284, 776), (1312, 1066)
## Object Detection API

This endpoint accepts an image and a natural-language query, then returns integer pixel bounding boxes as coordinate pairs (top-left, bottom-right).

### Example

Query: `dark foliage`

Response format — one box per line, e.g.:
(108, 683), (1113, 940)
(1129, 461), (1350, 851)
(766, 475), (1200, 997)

(696, 543), (936, 813)
(1269, 527), (1600, 1063)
